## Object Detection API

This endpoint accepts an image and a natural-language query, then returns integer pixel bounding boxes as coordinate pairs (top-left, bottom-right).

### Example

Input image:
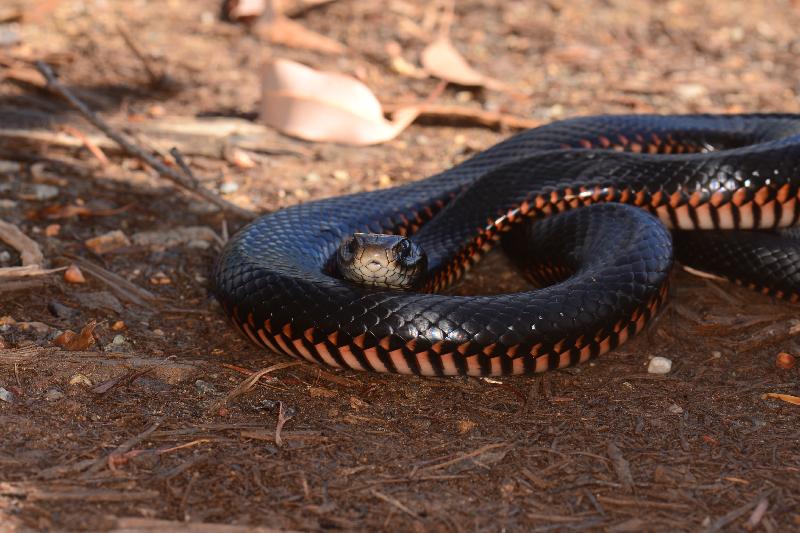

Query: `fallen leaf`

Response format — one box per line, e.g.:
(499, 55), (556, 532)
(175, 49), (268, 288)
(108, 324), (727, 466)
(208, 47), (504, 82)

(254, 15), (346, 55)
(33, 203), (133, 220)
(223, 0), (267, 21)
(53, 320), (97, 351)
(260, 58), (422, 145)
(763, 392), (800, 405)
(421, 37), (508, 91)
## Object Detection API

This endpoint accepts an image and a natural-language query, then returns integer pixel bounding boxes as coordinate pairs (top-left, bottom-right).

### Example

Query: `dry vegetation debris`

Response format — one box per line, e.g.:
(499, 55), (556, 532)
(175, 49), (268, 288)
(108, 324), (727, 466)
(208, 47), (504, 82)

(0, 0), (799, 530)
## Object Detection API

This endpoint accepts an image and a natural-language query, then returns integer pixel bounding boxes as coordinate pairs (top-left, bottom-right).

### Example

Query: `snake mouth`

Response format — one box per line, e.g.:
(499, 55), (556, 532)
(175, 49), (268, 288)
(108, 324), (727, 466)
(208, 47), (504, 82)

(336, 233), (427, 289)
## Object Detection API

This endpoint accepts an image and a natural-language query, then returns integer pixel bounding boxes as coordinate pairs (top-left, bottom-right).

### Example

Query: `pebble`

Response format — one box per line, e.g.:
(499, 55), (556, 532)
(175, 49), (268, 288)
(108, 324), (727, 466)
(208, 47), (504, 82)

(776, 352), (796, 369)
(668, 404), (684, 415)
(44, 388), (65, 401)
(69, 374), (93, 387)
(0, 387), (13, 403)
(194, 379), (216, 394)
(0, 199), (17, 210)
(112, 335), (126, 345)
(0, 251), (11, 265)
(85, 230), (131, 254)
(303, 171), (321, 183)
(674, 83), (708, 102)
(332, 169), (350, 182)
(47, 300), (80, 320)
(63, 264), (86, 284)
(31, 184), (60, 201)
(219, 181), (239, 194)
(647, 356), (673, 374)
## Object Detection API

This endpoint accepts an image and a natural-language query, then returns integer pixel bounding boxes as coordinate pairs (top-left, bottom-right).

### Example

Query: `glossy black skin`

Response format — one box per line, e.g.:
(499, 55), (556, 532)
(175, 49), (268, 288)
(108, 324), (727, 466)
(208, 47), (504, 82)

(213, 114), (800, 375)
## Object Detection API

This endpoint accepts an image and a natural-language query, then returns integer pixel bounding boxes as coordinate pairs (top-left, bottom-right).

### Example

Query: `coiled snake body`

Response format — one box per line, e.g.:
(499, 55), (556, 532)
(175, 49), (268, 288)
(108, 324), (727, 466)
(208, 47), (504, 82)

(213, 114), (800, 376)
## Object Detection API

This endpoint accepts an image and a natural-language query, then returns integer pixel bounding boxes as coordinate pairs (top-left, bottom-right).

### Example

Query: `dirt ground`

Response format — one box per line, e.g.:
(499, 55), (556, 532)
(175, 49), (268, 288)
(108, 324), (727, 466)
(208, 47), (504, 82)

(1, 0), (800, 531)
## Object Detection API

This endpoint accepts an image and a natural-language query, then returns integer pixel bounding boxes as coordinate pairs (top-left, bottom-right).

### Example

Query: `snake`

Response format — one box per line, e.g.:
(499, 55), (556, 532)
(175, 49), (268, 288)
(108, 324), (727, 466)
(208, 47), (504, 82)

(213, 114), (800, 376)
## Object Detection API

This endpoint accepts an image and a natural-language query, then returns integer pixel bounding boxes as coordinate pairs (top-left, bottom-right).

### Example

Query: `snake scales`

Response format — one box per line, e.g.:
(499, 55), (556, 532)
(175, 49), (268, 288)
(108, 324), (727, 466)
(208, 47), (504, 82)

(213, 114), (800, 376)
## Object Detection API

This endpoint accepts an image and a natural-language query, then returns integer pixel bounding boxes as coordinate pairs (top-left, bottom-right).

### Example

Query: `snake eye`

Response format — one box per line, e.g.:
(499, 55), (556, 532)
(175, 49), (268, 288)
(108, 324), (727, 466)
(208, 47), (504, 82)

(394, 238), (411, 258)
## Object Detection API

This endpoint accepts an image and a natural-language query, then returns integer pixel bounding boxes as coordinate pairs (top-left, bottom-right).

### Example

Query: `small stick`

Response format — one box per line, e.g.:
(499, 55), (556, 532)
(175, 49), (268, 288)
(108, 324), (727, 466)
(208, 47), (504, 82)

(35, 61), (256, 220)
(116, 23), (166, 87)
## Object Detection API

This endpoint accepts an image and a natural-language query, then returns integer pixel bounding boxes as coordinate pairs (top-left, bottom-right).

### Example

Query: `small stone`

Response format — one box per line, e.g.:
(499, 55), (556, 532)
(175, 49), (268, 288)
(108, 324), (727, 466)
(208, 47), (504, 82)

(0, 199), (17, 210)
(69, 374), (93, 387)
(152, 329), (165, 336)
(647, 356), (673, 374)
(112, 335), (126, 345)
(85, 230), (131, 254)
(0, 160), (20, 173)
(219, 180), (239, 194)
(63, 264), (86, 284)
(0, 251), (11, 265)
(711, 351), (722, 358)
(111, 320), (126, 331)
(776, 352), (796, 369)
(44, 388), (64, 401)
(45, 224), (61, 237)
(458, 419), (476, 434)
(668, 403), (684, 414)
(332, 169), (350, 182)
(32, 184), (60, 201)
(674, 83), (708, 102)
(303, 171), (321, 183)
(47, 301), (79, 319)
(194, 379), (216, 394)
(455, 90), (472, 103)
(149, 272), (172, 285)
(0, 387), (13, 403)
(228, 148), (256, 169)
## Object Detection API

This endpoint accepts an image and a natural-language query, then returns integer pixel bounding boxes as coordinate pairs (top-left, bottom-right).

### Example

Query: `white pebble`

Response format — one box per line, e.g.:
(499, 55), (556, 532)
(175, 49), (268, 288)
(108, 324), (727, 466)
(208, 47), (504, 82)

(0, 387), (13, 403)
(44, 388), (64, 401)
(32, 184), (60, 201)
(668, 403), (684, 414)
(219, 181), (239, 194)
(647, 356), (673, 374)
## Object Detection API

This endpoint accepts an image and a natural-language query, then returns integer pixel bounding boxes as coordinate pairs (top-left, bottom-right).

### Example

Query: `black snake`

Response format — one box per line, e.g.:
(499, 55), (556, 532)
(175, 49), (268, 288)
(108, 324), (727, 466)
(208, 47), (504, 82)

(213, 114), (800, 376)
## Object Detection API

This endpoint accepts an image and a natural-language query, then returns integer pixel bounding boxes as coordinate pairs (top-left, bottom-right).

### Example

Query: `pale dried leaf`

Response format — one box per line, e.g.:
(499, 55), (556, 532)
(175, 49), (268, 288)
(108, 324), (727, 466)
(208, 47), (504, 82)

(421, 37), (507, 91)
(763, 392), (800, 405)
(0, 219), (43, 266)
(260, 58), (421, 145)
(256, 16), (345, 55)
(227, 0), (267, 20)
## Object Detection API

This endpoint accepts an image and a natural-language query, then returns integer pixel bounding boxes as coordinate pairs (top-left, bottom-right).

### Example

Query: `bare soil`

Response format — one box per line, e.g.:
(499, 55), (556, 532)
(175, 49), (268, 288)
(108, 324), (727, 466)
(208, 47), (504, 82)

(1, 0), (799, 531)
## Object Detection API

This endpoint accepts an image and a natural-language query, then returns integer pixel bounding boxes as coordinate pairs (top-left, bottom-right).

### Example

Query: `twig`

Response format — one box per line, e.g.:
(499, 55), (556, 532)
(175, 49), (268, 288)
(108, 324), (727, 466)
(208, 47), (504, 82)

(371, 489), (419, 518)
(34, 61), (256, 220)
(116, 22), (169, 88)
(60, 124), (109, 165)
(83, 416), (166, 476)
(383, 102), (541, 131)
(210, 361), (301, 413)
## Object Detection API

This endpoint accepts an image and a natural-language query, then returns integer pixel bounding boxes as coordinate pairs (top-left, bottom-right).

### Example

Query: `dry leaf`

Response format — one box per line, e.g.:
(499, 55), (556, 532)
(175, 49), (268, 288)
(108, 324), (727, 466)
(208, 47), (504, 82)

(421, 37), (508, 91)
(224, 0), (266, 20)
(260, 58), (421, 145)
(54, 320), (97, 351)
(255, 16), (345, 54)
(762, 392), (800, 405)
(34, 203), (133, 220)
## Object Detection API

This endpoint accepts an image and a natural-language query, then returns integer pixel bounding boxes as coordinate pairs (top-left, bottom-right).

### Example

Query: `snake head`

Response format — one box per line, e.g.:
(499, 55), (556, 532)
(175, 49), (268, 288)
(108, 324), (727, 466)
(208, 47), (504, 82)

(336, 233), (427, 289)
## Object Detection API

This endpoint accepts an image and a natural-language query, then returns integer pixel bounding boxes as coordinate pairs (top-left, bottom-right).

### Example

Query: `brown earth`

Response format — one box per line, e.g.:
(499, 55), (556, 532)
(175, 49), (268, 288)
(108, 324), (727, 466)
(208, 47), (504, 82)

(1, 0), (799, 531)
